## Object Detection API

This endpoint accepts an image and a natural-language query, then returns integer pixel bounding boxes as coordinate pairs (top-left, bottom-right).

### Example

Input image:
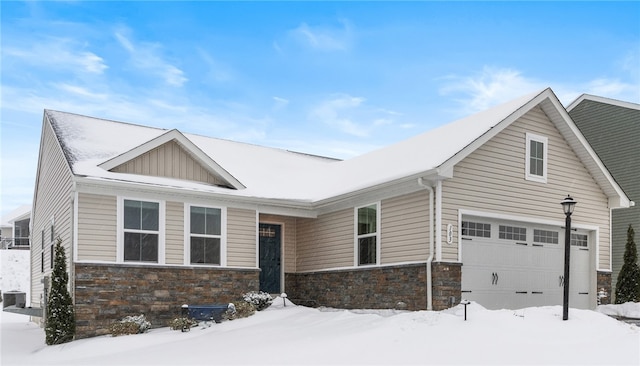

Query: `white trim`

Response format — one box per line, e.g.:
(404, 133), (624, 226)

(117, 196), (165, 264)
(73, 191), (79, 263)
(72, 259), (259, 271)
(183, 203), (227, 267)
(435, 181), (443, 262)
(459, 209), (598, 232)
(525, 132), (548, 183)
(294, 261), (429, 274)
(354, 202), (381, 266)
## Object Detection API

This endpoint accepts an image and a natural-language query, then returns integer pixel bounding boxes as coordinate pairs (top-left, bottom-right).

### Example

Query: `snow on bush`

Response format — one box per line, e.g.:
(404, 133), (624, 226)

(242, 291), (273, 311)
(109, 314), (151, 336)
(224, 301), (255, 320)
(169, 317), (199, 331)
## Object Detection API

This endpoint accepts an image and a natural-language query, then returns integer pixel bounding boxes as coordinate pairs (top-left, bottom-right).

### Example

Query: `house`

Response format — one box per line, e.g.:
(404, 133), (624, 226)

(30, 88), (629, 339)
(0, 205), (31, 250)
(567, 94), (640, 301)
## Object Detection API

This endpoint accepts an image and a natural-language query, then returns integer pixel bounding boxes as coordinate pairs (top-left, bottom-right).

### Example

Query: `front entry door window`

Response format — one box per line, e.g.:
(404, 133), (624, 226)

(259, 223), (281, 294)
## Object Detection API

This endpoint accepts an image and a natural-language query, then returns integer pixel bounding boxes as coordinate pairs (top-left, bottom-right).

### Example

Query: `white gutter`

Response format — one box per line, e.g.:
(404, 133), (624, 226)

(418, 178), (434, 311)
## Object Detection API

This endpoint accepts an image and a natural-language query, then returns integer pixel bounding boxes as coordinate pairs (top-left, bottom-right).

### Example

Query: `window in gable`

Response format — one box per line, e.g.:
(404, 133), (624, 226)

(356, 203), (379, 266)
(525, 133), (548, 183)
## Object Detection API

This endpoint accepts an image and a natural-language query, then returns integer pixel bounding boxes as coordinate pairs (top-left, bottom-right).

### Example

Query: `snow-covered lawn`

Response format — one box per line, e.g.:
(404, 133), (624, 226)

(2, 298), (639, 365)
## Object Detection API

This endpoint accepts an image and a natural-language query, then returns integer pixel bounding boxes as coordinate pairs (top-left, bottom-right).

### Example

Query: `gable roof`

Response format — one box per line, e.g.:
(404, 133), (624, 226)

(98, 129), (246, 190)
(43, 88), (630, 211)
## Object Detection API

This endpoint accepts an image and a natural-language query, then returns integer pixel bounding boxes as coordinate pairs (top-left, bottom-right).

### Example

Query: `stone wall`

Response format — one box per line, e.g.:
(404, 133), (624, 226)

(74, 263), (259, 339)
(285, 263), (427, 310)
(431, 262), (462, 310)
(597, 271), (612, 305)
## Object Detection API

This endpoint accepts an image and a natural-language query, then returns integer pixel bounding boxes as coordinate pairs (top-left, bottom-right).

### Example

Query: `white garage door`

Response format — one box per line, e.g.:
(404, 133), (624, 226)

(461, 216), (592, 310)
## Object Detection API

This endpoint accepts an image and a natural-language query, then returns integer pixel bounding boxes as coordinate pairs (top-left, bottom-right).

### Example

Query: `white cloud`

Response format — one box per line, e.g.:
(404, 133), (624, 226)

(289, 19), (353, 51)
(114, 27), (188, 87)
(272, 96), (290, 111)
(2, 37), (107, 75)
(311, 95), (369, 137)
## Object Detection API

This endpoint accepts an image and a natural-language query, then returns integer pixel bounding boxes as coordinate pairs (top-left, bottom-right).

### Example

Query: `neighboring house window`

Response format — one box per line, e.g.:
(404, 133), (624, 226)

(41, 229), (44, 273)
(499, 225), (527, 241)
(525, 133), (548, 183)
(571, 233), (588, 248)
(533, 229), (559, 244)
(50, 222), (54, 269)
(461, 221), (491, 238)
(123, 199), (160, 262)
(189, 206), (222, 265)
(356, 203), (379, 266)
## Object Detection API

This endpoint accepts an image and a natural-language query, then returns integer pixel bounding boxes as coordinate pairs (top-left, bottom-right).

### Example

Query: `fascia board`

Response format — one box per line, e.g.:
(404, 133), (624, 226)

(98, 129), (246, 190)
(566, 94), (640, 112)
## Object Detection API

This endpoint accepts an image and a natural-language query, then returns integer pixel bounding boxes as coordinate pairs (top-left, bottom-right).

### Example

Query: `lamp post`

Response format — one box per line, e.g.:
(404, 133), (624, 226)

(560, 195), (577, 321)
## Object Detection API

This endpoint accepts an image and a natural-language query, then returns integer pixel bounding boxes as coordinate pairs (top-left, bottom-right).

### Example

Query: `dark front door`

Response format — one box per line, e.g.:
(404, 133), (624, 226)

(259, 223), (281, 294)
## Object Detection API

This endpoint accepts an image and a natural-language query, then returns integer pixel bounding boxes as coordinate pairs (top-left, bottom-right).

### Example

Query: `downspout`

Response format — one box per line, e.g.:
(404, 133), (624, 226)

(435, 180), (443, 262)
(418, 178), (434, 311)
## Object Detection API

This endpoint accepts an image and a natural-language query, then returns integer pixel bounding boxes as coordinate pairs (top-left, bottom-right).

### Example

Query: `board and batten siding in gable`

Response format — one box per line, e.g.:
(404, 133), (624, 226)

(31, 119), (74, 309)
(296, 208), (353, 272)
(259, 214), (297, 273)
(380, 190), (431, 264)
(227, 208), (257, 267)
(111, 140), (227, 186)
(76, 193), (116, 261)
(441, 106), (611, 268)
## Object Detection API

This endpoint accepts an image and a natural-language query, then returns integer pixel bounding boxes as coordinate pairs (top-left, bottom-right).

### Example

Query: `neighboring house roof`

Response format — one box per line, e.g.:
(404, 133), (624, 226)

(567, 94), (640, 201)
(44, 88), (630, 210)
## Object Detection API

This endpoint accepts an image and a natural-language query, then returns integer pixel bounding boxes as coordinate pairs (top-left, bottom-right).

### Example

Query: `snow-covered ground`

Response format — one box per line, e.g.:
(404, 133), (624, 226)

(1, 297), (638, 366)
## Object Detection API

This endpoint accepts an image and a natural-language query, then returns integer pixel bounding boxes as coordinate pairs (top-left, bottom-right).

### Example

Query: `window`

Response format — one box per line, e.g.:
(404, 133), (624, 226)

(356, 204), (378, 266)
(534, 229), (559, 244)
(525, 133), (548, 183)
(499, 225), (527, 241)
(571, 233), (588, 247)
(189, 206), (222, 265)
(123, 199), (160, 262)
(462, 221), (491, 238)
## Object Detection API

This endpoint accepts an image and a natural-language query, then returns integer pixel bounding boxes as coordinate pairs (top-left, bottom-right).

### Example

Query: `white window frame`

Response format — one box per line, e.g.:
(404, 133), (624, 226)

(525, 133), (548, 183)
(354, 202), (381, 266)
(117, 197), (165, 264)
(184, 203), (227, 266)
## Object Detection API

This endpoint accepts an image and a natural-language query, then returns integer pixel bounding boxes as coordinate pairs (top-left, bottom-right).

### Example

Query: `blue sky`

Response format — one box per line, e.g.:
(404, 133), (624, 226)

(1, 1), (639, 217)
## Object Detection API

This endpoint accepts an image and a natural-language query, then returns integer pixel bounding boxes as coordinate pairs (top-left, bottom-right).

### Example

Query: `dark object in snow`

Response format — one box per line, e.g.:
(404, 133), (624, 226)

(45, 237), (76, 345)
(181, 304), (233, 329)
(615, 224), (640, 304)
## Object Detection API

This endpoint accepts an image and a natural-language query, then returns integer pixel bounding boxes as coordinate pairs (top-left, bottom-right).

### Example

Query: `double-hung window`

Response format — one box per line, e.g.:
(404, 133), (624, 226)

(189, 206), (222, 265)
(525, 133), (548, 183)
(356, 203), (379, 266)
(123, 199), (160, 262)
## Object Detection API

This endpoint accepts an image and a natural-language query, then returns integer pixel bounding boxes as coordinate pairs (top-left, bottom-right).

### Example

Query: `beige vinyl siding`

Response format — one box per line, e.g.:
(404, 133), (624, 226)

(296, 208), (353, 272)
(259, 214), (297, 273)
(441, 106), (611, 267)
(112, 140), (228, 186)
(227, 208), (256, 267)
(76, 193), (116, 261)
(381, 190), (431, 264)
(165, 201), (184, 265)
(31, 119), (74, 309)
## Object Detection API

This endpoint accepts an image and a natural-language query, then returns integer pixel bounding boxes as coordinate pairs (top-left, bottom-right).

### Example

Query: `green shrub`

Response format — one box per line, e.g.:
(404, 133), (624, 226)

(224, 301), (256, 320)
(615, 225), (640, 303)
(109, 314), (151, 336)
(45, 237), (75, 345)
(169, 317), (199, 331)
(242, 291), (273, 311)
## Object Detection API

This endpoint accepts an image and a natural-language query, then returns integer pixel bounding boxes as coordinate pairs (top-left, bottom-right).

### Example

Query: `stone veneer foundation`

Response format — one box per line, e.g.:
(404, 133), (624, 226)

(597, 271), (612, 305)
(431, 262), (462, 310)
(74, 263), (259, 339)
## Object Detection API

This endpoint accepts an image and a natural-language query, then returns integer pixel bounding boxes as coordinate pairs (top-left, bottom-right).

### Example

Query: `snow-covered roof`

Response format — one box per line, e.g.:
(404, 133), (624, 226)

(44, 88), (629, 209)
(0, 205), (31, 227)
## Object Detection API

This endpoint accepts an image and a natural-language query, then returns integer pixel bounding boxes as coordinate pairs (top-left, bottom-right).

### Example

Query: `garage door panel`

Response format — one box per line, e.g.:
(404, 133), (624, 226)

(461, 216), (592, 310)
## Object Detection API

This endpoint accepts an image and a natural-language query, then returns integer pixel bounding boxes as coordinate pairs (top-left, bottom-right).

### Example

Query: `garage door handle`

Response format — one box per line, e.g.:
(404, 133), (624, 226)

(492, 272), (499, 285)
(559, 275), (564, 287)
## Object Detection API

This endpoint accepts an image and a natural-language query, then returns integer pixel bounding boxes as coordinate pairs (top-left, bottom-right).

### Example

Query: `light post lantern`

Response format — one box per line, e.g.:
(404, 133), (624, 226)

(560, 195), (576, 321)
